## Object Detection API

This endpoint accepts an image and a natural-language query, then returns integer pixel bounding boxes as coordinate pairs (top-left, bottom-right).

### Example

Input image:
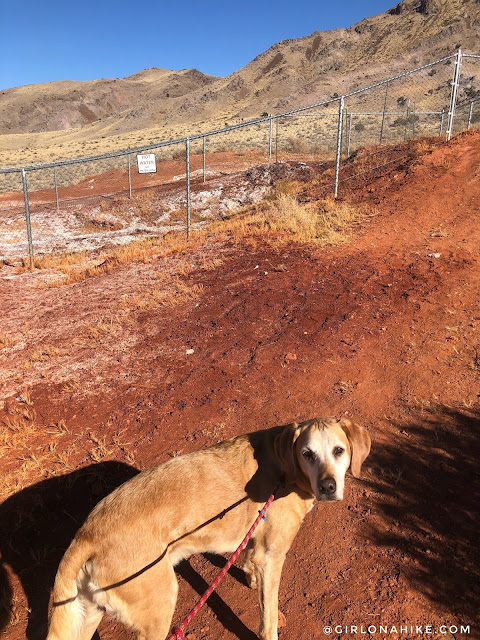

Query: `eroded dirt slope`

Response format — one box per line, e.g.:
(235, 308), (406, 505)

(0, 132), (479, 640)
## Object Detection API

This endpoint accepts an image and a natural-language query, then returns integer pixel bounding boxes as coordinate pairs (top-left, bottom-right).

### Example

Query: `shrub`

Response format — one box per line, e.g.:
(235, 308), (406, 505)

(284, 136), (310, 153)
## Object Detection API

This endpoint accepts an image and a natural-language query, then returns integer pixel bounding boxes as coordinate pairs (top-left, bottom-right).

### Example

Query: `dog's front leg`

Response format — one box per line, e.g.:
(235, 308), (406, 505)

(243, 539), (257, 589)
(254, 552), (286, 640)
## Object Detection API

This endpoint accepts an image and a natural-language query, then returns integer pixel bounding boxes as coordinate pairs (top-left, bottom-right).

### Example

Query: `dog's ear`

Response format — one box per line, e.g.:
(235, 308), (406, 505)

(339, 418), (371, 478)
(274, 422), (301, 483)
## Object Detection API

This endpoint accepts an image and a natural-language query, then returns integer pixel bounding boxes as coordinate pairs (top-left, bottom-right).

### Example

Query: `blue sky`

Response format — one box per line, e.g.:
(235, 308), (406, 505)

(0, 1), (396, 90)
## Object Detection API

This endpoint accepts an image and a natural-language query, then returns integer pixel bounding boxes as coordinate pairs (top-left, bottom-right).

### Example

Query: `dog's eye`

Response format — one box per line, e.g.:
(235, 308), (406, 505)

(302, 449), (315, 461)
(333, 447), (345, 457)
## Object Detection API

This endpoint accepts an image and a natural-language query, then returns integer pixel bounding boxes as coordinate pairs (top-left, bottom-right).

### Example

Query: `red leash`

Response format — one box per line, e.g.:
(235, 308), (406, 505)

(167, 484), (281, 640)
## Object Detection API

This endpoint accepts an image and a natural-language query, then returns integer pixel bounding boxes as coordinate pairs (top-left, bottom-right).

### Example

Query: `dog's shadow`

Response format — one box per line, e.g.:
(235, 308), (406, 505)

(0, 461), (139, 640)
(1, 463), (258, 640)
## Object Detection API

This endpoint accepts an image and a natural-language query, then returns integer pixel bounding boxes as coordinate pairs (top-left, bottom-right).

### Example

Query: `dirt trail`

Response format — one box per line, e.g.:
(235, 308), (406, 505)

(0, 132), (479, 640)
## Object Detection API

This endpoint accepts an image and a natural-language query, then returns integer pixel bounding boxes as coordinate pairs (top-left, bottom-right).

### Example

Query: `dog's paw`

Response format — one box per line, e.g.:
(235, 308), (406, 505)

(278, 611), (286, 628)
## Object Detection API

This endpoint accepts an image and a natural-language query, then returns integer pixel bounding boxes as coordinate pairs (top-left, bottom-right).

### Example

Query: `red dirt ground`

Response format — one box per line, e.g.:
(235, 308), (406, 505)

(1, 131), (479, 640)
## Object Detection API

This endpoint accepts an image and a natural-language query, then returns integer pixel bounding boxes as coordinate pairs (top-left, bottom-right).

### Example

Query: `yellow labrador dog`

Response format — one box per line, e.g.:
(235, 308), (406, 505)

(47, 417), (370, 640)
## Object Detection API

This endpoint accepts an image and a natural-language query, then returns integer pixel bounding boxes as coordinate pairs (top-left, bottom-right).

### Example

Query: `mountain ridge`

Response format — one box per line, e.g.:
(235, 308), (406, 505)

(1, 0), (479, 165)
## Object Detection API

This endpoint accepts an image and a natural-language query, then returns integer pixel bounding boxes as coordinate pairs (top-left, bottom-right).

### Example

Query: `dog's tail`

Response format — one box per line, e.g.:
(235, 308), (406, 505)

(47, 536), (96, 640)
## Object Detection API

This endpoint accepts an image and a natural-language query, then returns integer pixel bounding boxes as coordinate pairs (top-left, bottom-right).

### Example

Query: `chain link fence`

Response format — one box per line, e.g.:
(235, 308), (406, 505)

(335, 53), (458, 192)
(453, 54), (480, 134)
(1, 50), (478, 263)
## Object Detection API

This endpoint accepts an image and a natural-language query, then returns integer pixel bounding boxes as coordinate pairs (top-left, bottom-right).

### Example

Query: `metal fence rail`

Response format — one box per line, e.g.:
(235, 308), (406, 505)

(1, 49), (478, 264)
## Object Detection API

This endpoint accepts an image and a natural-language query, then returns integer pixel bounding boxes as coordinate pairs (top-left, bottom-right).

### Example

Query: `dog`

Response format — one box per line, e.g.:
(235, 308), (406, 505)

(47, 417), (370, 640)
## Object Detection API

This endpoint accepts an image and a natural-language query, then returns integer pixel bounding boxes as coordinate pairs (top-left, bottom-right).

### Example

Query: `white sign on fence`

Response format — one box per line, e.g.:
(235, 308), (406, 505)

(137, 153), (157, 173)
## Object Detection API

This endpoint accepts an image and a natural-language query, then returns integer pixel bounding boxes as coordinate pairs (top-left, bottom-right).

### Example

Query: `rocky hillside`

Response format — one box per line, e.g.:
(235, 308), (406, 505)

(231, 0), (480, 114)
(0, 68), (217, 134)
(0, 0), (479, 160)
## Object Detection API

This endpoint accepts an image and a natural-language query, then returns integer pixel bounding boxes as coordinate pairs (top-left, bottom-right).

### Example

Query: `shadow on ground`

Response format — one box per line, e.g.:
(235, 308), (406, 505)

(0, 461), (138, 639)
(176, 556), (257, 640)
(364, 405), (480, 622)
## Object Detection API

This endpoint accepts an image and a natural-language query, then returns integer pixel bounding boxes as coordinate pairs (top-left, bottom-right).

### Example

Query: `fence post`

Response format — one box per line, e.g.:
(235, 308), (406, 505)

(343, 108), (349, 157)
(446, 48), (462, 142)
(127, 153), (132, 198)
(53, 166), (59, 212)
(404, 99), (410, 141)
(186, 137), (191, 239)
(21, 168), (34, 268)
(275, 118), (279, 163)
(347, 113), (353, 157)
(468, 101), (474, 130)
(203, 136), (206, 183)
(268, 116), (273, 164)
(379, 81), (389, 144)
(334, 96), (344, 199)
(439, 108), (445, 136)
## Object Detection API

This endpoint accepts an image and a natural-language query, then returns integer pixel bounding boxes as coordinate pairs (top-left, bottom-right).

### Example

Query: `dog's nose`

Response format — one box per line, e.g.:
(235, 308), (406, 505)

(318, 476), (336, 496)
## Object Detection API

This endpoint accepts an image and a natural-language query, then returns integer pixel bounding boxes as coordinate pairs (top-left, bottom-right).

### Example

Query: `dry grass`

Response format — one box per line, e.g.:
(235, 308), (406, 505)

(77, 276), (204, 346)
(28, 232), (207, 288)
(0, 332), (17, 349)
(19, 388), (34, 405)
(77, 217), (124, 235)
(61, 378), (81, 394)
(0, 405), (136, 500)
(5, 403), (36, 423)
(120, 278), (204, 314)
(0, 416), (75, 498)
(17, 250), (89, 273)
(23, 345), (61, 368)
(199, 256), (224, 270)
(88, 433), (115, 462)
(214, 190), (366, 246)
(81, 315), (123, 342)
(47, 419), (70, 435)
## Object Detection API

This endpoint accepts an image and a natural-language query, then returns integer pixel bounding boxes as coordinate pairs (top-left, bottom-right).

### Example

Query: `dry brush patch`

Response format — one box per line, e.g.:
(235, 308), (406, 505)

(213, 189), (370, 247)
(0, 400), (67, 498)
(0, 394), (137, 502)
(22, 232), (208, 288)
(118, 277), (205, 316)
(16, 250), (90, 274)
(22, 346), (61, 369)
(14, 178), (366, 289)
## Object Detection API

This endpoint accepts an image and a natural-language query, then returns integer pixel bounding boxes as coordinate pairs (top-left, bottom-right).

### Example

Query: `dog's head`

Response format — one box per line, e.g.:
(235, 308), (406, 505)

(274, 417), (371, 501)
